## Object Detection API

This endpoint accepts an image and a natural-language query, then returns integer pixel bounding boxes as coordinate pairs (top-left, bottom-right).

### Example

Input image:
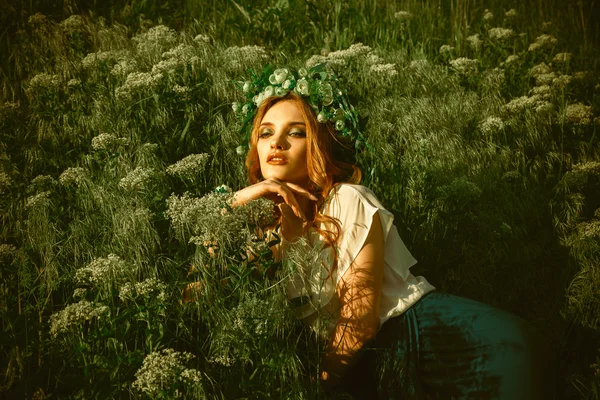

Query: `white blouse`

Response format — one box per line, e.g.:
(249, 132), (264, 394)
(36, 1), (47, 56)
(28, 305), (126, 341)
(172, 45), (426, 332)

(281, 183), (436, 341)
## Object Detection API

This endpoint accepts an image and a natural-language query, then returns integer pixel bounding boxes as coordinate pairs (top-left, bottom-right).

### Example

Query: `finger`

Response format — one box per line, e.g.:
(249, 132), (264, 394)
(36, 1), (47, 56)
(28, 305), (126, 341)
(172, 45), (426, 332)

(271, 184), (305, 220)
(280, 181), (319, 201)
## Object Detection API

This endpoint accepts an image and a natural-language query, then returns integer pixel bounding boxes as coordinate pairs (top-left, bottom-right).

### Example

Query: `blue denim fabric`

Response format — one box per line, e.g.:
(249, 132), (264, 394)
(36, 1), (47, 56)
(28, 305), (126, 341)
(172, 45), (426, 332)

(335, 291), (558, 400)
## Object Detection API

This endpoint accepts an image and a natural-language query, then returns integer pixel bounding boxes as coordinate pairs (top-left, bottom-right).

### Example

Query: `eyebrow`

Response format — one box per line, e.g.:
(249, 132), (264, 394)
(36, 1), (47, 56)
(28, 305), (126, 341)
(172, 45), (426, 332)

(259, 121), (306, 128)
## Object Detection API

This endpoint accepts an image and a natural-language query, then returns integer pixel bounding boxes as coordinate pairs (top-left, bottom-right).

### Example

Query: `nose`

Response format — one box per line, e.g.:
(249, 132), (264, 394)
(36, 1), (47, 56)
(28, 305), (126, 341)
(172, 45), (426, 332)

(270, 134), (286, 150)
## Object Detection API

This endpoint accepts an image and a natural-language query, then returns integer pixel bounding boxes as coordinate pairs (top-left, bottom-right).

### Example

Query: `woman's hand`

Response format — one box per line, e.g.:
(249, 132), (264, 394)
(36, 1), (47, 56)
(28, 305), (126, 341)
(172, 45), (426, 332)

(232, 177), (316, 220)
(232, 178), (317, 242)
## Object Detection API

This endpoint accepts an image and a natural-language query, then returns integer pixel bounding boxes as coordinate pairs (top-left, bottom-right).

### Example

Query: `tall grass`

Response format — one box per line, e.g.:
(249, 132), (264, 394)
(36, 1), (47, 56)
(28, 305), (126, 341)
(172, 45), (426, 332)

(1, 1), (599, 398)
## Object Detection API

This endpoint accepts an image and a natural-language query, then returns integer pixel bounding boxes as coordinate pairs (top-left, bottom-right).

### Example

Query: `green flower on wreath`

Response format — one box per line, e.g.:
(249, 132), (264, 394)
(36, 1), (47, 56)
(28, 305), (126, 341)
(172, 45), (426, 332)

(335, 119), (345, 131)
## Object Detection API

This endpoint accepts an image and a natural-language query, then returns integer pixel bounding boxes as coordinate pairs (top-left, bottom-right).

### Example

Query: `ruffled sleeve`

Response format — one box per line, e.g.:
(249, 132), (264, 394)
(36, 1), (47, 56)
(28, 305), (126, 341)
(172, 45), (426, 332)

(326, 184), (417, 286)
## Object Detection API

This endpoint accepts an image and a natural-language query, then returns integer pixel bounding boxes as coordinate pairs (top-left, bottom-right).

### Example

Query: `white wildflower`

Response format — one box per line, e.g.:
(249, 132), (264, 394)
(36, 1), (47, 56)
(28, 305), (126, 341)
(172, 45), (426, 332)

(504, 55), (519, 65)
(503, 95), (543, 114)
(223, 45), (269, 70)
(535, 72), (557, 86)
(306, 43), (370, 68)
(306, 54), (344, 69)
(488, 27), (515, 40)
(173, 84), (190, 96)
(140, 143), (159, 154)
(466, 34), (483, 51)
(0, 244), (17, 258)
(565, 103), (593, 125)
(482, 67), (505, 89)
(479, 116), (505, 135)
(208, 355), (235, 367)
(439, 45), (454, 55)
(535, 101), (554, 118)
(370, 63), (398, 77)
(120, 71), (163, 91)
(529, 85), (552, 99)
(552, 74), (572, 90)
(367, 53), (385, 64)
(152, 44), (197, 75)
(27, 73), (61, 92)
(483, 9), (494, 21)
(577, 220), (600, 239)
(553, 52), (572, 64)
(528, 34), (558, 51)
(115, 71), (163, 101)
(409, 59), (428, 70)
(60, 14), (86, 32)
(0, 172), (11, 191)
(504, 9), (517, 18)
(74, 254), (131, 286)
(119, 167), (155, 191)
(119, 278), (167, 302)
(132, 349), (203, 396)
(91, 132), (129, 151)
(133, 25), (178, 56)
(166, 153), (210, 180)
(573, 71), (593, 82)
(394, 11), (412, 20)
(25, 191), (52, 210)
(72, 288), (87, 300)
(67, 79), (81, 89)
(193, 34), (210, 43)
(111, 59), (138, 78)
(28, 175), (56, 193)
(49, 300), (110, 337)
(59, 167), (86, 187)
(530, 62), (551, 77)
(449, 57), (479, 75)
(81, 50), (128, 70)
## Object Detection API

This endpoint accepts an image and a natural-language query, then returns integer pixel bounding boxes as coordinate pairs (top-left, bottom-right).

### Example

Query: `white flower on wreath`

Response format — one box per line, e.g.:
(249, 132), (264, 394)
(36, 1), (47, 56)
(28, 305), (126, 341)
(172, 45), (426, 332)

(335, 119), (345, 131)
(317, 111), (327, 122)
(295, 79), (309, 96)
(274, 68), (289, 84)
(242, 103), (250, 115)
(275, 86), (287, 96)
(243, 81), (253, 93)
(298, 68), (308, 78)
(263, 85), (274, 98)
(232, 102), (241, 113)
(283, 79), (292, 89)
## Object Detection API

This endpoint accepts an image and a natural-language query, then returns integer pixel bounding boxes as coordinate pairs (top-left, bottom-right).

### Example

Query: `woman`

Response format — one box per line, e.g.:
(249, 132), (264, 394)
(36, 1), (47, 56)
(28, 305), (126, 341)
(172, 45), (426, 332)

(230, 64), (558, 399)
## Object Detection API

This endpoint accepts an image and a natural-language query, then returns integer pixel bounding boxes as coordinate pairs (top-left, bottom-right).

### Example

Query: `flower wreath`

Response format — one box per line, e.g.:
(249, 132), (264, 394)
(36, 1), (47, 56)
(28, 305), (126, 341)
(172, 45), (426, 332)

(231, 62), (368, 153)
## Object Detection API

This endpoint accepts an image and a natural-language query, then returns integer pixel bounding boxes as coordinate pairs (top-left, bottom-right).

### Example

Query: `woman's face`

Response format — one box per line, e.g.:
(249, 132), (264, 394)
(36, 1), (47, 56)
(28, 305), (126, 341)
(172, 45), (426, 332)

(257, 100), (309, 188)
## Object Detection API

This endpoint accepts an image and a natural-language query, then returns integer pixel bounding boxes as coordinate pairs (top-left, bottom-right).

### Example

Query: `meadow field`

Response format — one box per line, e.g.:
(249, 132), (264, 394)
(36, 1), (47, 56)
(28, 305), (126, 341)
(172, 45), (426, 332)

(1, 0), (599, 398)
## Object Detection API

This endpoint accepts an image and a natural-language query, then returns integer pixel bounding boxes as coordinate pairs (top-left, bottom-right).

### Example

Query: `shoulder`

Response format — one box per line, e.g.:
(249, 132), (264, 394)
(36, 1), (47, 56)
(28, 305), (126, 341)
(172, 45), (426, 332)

(322, 183), (389, 221)
(328, 183), (383, 209)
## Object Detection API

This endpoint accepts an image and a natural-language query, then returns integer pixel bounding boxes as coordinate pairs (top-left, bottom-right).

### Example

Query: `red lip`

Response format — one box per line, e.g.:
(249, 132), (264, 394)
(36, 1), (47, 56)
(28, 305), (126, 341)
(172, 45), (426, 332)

(267, 152), (288, 163)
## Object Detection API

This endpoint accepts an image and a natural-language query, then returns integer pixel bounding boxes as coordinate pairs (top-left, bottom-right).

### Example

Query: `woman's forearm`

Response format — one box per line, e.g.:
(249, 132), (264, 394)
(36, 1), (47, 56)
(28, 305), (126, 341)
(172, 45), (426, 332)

(319, 315), (378, 387)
